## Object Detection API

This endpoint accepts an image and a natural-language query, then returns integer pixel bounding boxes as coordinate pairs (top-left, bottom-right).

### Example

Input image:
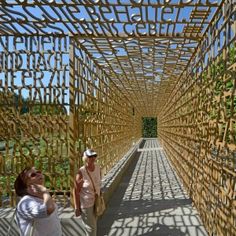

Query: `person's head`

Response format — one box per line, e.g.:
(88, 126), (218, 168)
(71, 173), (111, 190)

(82, 149), (97, 163)
(14, 167), (44, 197)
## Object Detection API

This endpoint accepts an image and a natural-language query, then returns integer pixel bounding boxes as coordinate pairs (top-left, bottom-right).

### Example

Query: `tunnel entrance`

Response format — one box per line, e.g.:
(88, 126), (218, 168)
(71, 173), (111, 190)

(142, 117), (157, 138)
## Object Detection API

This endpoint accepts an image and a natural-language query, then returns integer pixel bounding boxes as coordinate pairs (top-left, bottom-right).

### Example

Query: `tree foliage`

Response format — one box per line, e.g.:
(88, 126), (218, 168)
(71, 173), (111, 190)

(142, 117), (157, 138)
(0, 90), (67, 115)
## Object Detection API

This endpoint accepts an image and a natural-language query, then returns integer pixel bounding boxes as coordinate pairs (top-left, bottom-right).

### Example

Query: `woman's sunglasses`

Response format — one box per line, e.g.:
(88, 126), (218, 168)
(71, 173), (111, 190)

(30, 170), (42, 178)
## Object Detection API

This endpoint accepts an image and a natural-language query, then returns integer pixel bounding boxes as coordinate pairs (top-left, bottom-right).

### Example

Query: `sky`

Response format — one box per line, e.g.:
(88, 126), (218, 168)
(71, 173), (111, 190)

(0, 0), (224, 109)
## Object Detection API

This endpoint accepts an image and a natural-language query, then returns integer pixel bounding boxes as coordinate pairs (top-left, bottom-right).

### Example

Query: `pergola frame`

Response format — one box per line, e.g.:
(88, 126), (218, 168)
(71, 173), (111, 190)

(0, 1), (235, 235)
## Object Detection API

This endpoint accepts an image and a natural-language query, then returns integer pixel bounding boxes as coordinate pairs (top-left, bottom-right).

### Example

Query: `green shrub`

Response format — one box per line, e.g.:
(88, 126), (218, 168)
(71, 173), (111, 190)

(142, 117), (157, 138)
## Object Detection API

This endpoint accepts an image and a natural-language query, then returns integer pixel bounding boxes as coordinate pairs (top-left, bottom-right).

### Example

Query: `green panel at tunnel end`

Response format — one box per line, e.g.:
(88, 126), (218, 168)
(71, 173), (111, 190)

(142, 117), (158, 138)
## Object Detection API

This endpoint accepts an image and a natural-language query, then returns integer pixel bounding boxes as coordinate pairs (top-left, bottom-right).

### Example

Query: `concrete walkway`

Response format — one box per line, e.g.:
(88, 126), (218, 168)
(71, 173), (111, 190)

(98, 139), (208, 236)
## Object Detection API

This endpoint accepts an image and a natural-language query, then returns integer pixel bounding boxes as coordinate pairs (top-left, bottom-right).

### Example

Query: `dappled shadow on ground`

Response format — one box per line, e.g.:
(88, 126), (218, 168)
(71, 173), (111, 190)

(98, 139), (208, 236)
(0, 208), (19, 236)
(141, 223), (186, 236)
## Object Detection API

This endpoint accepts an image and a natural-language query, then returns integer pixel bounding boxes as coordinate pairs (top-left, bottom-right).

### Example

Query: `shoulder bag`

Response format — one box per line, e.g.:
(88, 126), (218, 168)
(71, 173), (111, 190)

(86, 167), (106, 217)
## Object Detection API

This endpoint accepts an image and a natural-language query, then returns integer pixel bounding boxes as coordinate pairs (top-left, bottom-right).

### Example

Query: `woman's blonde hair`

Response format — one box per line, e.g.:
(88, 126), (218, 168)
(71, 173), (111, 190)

(82, 155), (89, 163)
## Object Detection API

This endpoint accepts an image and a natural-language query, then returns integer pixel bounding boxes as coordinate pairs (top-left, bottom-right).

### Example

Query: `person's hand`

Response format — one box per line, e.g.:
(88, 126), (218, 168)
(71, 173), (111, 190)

(74, 208), (82, 217)
(27, 184), (48, 198)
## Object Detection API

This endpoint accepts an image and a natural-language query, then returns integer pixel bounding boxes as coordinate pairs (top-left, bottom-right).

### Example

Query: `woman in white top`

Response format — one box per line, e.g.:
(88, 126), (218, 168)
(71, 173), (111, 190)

(74, 149), (101, 236)
(14, 166), (62, 236)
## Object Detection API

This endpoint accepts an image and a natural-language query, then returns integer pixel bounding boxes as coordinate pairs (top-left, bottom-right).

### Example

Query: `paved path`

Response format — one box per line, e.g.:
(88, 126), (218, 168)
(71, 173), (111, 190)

(98, 139), (208, 236)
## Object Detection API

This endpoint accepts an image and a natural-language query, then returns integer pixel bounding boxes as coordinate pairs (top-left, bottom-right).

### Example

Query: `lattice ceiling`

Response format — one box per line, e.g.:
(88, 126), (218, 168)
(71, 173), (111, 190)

(0, 0), (223, 116)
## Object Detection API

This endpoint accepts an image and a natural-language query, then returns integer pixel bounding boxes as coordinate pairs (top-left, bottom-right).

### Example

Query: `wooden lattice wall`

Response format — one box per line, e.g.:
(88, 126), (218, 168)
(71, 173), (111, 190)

(159, 3), (236, 236)
(0, 35), (70, 206)
(69, 37), (141, 177)
(0, 35), (141, 207)
(0, 2), (234, 235)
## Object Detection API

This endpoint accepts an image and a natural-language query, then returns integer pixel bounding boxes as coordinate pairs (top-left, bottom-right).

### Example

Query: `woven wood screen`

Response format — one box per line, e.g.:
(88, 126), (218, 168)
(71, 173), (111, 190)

(0, 35), (70, 206)
(159, 3), (236, 235)
(0, 2), (235, 236)
(0, 35), (141, 207)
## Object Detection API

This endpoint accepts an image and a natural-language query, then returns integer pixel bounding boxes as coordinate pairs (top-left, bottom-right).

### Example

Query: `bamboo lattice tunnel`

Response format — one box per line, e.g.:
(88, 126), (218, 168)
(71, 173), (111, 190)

(0, 1), (235, 235)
